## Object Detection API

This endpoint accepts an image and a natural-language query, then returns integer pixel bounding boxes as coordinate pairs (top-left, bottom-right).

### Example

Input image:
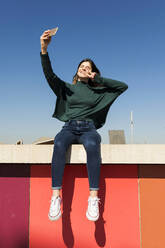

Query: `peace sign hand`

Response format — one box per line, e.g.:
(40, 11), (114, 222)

(86, 71), (97, 81)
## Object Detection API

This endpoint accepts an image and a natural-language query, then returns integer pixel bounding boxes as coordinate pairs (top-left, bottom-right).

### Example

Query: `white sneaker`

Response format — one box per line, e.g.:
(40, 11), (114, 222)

(48, 196), (62, 221)
(86, 196), (100, 221)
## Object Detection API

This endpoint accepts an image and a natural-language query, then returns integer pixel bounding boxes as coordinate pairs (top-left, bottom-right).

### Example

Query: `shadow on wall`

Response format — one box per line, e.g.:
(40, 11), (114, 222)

(2, 163), (164, 179)
(61, 166), (106, 248)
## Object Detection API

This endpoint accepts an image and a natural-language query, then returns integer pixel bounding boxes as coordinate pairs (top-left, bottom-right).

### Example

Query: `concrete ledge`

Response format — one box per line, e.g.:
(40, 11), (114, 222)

(0, 144), (165, 164)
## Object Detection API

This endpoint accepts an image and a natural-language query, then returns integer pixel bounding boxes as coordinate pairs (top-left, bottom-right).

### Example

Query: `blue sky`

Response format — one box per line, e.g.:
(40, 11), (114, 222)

(0, 0), (165, 144)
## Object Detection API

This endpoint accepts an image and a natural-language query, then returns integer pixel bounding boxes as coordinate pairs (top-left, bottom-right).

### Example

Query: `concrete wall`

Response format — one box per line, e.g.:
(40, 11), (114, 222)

(0, 144), (165, 248)
(0, 144), (165, 164)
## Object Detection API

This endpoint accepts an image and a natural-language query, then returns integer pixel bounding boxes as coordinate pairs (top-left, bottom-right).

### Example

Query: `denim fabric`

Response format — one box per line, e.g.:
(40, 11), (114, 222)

(51, 120), (102, 190)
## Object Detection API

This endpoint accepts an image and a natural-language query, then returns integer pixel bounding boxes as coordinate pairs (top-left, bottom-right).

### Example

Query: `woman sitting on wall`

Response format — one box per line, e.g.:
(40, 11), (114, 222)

(40, 29), (128, 222)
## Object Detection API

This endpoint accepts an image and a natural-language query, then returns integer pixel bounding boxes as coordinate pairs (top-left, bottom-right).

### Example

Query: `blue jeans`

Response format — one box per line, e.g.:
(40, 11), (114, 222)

(51, 120), (102, 190)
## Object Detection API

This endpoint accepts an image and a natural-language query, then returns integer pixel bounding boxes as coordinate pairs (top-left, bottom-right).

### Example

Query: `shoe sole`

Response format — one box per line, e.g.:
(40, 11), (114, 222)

(86, 211), (99, 222)
(48, 210), (62, 221)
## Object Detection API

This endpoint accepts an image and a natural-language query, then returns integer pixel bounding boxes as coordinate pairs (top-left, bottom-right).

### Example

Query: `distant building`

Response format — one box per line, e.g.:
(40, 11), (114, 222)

(109, 130), (126, 144)
(32, 137), (54, 145)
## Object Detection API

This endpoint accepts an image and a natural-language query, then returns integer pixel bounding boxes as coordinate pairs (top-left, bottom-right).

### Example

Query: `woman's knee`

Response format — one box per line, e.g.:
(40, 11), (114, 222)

(53, 130), (74, 152)
(53, 132), (66, 151)
(84, 139), (100, 152)
(54, 140), (64, 150)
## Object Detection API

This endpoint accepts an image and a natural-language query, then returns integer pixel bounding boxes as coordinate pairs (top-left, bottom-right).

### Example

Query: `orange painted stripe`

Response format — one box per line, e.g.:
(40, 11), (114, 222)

(102, 165), (140, 248)
(139, 165), (165, 248)
(29, 165), (140, 248)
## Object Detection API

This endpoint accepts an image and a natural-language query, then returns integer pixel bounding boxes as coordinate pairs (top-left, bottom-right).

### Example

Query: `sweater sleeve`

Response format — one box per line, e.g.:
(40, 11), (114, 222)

(40, 52), (67, 97)
(93, 74), (128, 93)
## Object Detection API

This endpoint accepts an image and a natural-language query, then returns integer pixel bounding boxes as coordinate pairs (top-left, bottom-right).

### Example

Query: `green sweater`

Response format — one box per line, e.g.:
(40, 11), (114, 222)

(40, 53), (128, 129)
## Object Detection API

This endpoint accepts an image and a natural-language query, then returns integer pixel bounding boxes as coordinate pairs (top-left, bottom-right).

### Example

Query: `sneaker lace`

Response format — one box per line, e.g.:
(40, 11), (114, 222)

(50, 196), (60, 210)
(89, 197), (100, 209)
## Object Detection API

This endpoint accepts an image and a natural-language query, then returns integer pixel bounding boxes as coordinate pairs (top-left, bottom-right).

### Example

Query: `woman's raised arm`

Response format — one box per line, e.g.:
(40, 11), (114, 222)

(40, 30), (68, 97)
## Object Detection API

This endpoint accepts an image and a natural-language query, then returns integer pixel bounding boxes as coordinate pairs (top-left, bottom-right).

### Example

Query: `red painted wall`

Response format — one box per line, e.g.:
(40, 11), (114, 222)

(29, 165), (140, 248)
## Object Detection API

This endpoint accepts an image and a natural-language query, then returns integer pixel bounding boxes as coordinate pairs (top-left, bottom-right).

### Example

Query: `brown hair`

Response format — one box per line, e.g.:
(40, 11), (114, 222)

(72, 58), (101, 87)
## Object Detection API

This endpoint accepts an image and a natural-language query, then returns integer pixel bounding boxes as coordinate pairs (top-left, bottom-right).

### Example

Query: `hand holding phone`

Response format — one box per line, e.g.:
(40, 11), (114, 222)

(40, 27), (58, 54)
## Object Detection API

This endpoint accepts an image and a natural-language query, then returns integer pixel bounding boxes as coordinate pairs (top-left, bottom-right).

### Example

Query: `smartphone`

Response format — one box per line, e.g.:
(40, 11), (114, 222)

(50, 27), (58, 36)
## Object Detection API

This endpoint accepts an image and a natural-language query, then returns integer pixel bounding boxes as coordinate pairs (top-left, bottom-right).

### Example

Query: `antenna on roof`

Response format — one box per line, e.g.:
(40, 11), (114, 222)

(130, 111), (134, 144)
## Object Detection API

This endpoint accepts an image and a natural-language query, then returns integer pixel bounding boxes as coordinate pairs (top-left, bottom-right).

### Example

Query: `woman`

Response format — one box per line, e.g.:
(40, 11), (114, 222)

(40, 30), (128, 222)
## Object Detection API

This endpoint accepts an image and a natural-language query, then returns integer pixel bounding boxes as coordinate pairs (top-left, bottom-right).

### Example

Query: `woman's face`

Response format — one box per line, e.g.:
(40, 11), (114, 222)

(77, 61), (92, 80)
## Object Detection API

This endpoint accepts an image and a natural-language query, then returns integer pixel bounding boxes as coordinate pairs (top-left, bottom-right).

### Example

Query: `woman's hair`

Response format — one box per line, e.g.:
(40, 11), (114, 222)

(72, 58), (101, 87)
